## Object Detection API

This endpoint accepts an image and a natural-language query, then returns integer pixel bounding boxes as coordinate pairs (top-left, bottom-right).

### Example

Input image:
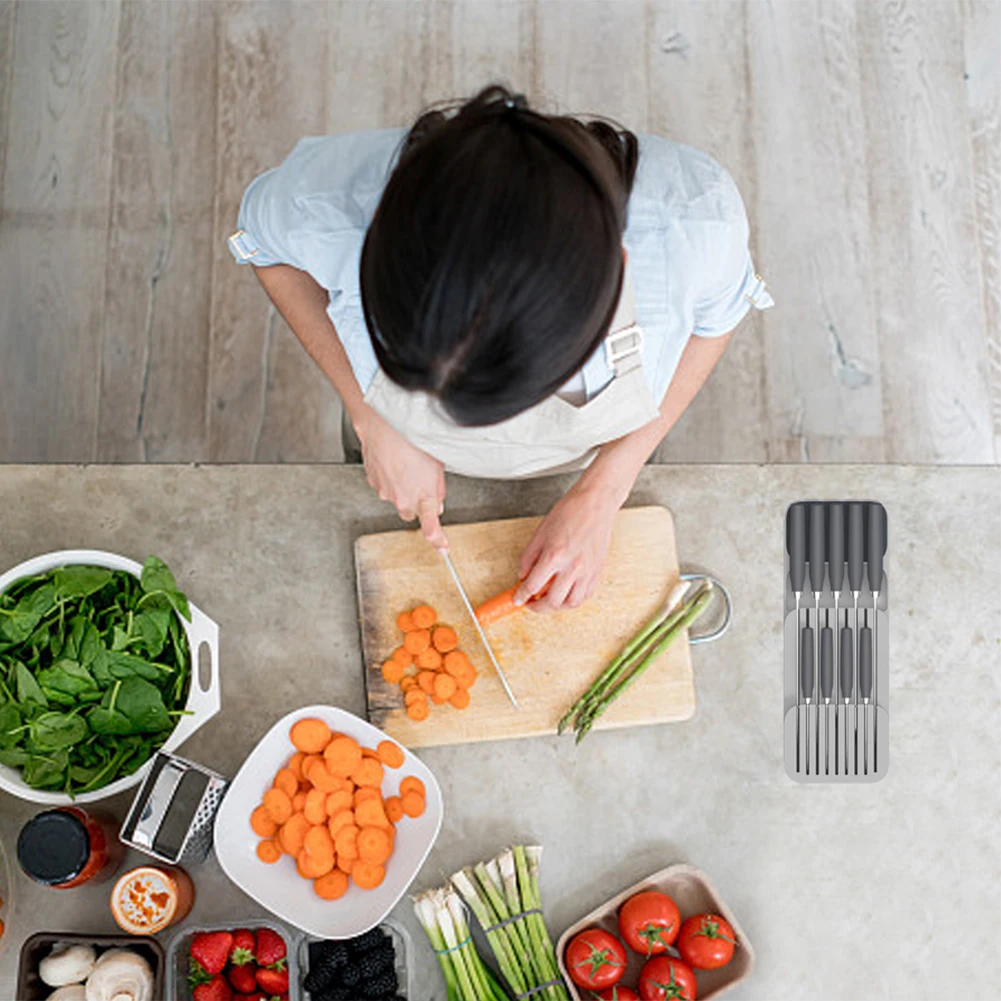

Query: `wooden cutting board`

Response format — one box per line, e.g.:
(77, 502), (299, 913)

(355, 506), (694, 747)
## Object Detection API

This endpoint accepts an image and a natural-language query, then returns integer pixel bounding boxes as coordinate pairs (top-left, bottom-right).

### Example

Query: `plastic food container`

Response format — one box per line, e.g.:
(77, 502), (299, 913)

(299, 917), (413, 999)
(16, 932), (165, 1001)
(214, 705), (443, 939)
(556, 864), (754, 1000)
(166, 919), (303, 1001)
(0, 549), (221, 806)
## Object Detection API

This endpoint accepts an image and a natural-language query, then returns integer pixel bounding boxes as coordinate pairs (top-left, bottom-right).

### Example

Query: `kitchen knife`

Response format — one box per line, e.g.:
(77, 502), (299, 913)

(440, 548), (520, 710)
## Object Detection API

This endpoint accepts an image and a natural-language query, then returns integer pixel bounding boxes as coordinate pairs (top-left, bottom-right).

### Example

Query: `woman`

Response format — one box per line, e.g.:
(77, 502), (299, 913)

(228, 86), (772, 611)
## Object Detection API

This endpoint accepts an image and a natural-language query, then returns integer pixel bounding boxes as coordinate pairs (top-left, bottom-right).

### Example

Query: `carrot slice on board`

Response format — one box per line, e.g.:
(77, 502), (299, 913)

(290, 718), (333, 754)
(416, 647), (443, 670)
(400, 776), (426, 798)
(400, 676), (418, 693)
(251, 805), (279, 838)
(314, 869), (349, 900)
(433, 673), (457, 700)
(396, 610), (416, 632)
(410, 605), (437, 629)
(352, 861), (386, 890)
(407, 700), (430, 722)
(402, 791), (426, 818)
(391, 645), (414, 667)
(455, 664), (478, 690)
(381, 659), (405, 684)
(417, 671), (436, 695)
(449, 687), (471, 710)
(384, 795), (405, 823)
(357, 826), (393, 864)
(405, 688), (428, 707)
(432, 625), (458, 653)
(443, 650), (471, 678)
(262, 788), (292, 825)
(324, 736), (363, 778)
(404, 629), (431, 655)
(351, 757), (384, 788)
(256, 839), (282, 864)
(377, 740), (405, 769)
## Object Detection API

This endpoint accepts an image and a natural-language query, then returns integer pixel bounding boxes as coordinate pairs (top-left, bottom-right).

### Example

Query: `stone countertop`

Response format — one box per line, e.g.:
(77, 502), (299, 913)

(0, 464), (998, 1001)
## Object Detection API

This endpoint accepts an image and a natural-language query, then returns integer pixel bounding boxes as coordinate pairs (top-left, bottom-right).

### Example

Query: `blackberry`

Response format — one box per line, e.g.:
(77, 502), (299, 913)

(305, 951), (349, 994)
(348, 928), (388, 954)
(340, 964), (362, 988)
(312, 988), (353, 1001)
(357, 947), (394, 982)
(361, 970), (399, 998)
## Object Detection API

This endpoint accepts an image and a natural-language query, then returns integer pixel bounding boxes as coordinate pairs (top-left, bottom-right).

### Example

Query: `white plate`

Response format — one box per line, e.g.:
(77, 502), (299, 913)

(214, 705), (443, 939)
(0, 550), (220, 805)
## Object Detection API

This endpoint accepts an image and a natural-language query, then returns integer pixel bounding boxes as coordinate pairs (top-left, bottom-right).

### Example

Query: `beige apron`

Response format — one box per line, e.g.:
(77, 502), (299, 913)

(363, 259), (661, 479)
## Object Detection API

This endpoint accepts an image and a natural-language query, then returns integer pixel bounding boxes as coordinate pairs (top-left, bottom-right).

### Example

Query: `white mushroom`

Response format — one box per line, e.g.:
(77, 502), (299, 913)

(47, 987), (87, 1001)
(84, 950), (154, 1001)
(39, 945), (97, 987)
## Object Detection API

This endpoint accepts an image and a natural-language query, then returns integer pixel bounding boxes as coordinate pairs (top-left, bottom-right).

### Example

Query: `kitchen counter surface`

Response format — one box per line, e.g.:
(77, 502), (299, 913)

(0, 464), (998, 1000)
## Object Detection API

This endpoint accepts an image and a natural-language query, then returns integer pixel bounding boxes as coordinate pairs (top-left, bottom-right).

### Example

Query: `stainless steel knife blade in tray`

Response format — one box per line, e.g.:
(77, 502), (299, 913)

(784, 501), (888, 783)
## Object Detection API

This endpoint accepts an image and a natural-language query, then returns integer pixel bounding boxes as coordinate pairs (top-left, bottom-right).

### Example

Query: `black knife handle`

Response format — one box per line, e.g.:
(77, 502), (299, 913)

(820, 626), (833, 699)
(847, 502), (865, 592)
(828, 502), (845, 593)
(859, 626), (873, 698)
(867, 502), (886, 596)
(787, 503), (807, 593)
(800, 625), (815, 699)
(808, 503), (826, 595)
(840, 626), (853, 698)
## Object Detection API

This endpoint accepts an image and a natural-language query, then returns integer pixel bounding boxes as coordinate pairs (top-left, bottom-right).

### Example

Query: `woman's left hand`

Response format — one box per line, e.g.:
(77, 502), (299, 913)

(515, 482), (621, 612)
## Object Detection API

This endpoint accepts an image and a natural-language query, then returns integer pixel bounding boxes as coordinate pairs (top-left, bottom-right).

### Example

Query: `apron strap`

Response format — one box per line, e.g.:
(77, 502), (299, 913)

(604, 322), (644, 377)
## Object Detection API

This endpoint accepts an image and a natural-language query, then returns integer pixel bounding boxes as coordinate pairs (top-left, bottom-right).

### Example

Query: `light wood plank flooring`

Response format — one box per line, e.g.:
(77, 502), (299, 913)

(0, 0), (998, 464)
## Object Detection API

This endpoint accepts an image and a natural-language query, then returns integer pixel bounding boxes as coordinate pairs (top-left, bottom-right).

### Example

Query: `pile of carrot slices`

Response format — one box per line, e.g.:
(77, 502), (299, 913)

(250, 717), (427, 900)
(381, 604), (478, 721)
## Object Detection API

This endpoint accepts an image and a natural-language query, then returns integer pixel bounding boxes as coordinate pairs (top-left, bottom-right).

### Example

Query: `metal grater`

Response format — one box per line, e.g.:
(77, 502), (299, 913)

(121, 752), (228, 865)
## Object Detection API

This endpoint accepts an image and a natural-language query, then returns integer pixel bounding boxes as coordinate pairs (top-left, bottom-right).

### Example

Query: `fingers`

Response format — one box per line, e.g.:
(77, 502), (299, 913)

(519, 530), (546, 582)
(417, 496), (448, 551)
(516, 552), (561, 606)
(538, 568), (576, 611)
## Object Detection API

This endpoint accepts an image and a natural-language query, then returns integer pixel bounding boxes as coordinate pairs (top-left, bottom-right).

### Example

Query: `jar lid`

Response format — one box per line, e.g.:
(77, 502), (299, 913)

(17, 809), (90, 885)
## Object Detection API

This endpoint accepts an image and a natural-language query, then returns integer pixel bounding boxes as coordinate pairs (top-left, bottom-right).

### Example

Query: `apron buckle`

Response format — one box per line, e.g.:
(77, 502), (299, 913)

(227, 229), (259, 261)
(604, 323), (644, 370)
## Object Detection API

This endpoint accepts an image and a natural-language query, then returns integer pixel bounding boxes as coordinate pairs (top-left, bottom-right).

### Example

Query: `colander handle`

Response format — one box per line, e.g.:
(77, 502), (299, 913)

(169, 601), (221, 747)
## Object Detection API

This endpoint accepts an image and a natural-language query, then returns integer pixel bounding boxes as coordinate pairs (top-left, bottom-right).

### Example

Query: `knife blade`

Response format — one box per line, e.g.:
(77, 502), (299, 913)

(440, 548), (520, 710)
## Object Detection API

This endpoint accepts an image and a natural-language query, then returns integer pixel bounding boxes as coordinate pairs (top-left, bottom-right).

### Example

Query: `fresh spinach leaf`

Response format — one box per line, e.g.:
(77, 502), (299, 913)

(29, 711), (88, 751)
(0, 747), (28, 767)
(23, 749), (68, 789)
(53, 565), (113, 600)
(15, 661), (48, 708)
(139, 556), (191, 621)
(37, 659), (99, 698)
(0, 703), (23, 746)
(0, 584), (56, 643)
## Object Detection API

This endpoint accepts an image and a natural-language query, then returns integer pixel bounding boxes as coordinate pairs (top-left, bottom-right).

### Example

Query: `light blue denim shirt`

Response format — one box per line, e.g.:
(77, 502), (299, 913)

(228, 129), (773, 403)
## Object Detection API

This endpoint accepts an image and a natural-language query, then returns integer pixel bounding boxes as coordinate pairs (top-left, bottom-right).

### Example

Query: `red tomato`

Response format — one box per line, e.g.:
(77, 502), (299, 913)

(565, 928), (627, 990)
(638, 956), (697, 1001)
(618, 890), (681, 956)
(597, 988), (640, 1000)
(676, 913), (737, 970)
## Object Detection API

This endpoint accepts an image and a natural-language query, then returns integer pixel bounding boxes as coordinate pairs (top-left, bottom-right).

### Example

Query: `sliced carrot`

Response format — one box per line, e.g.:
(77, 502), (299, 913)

(290, 717), (333, 754)
(411, 604), (437, 629)
(455, 664), (478, 690)
(352, 757), (384, 788)
(324, 736), (363, 778)
(297, 848), (333, 879)
(357, 826), (393, 864)
(443, 650), (471, 677)
(334, 824), (359, 859)
(355, 797), (390, 829)
(433, 673), (457, 700)
(352, 861), (386, 890)
(396, 610), (415, 632)
(301, 754), (324, 782)
(256, 839), (282, 864)
(314, 869), (349, 900)
(354, 786), (381, 807)
(385, 795), (404, 823)
(325, 789), (353, 816)
(400, 776), (426, 798)
(292, 790), (308, 813)
(304, 824), (335, 861)
(251, 805), (279, 838)
(474, 586), (519, 625)
(432, 625), (458, 652)
(362, 746), (381, 759)
(337, 855), (355, 875)
(303, 787), (327, 825)
(381, 659), (405, 684)
(328, 808), (355, 837)
(416, 647), (443, 670)
(417, 671), (436, 695)
(287, 752), (306, 782)
(273, 768), (299, 799)
(402, 791), (426, 818)
(449, 688), (471, 710)
(405, 688), (428, 706)
(279, 812), (310, 857)
(400, 676), (418, 693)
(404, 629), (431, 654)
(407, 699), (429, 722)
(377, 740), (405, 769)
(391, 645), (414, 667)
(307, 760), (341, 793)
(262, 788), (292, 825)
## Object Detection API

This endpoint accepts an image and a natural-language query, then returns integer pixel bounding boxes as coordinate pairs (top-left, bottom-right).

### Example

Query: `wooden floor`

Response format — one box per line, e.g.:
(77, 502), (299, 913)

(0, 0), (998, 465)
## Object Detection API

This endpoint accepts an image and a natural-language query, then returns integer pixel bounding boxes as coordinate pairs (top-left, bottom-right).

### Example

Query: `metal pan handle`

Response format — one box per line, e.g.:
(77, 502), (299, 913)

(680, 571), (732, 645)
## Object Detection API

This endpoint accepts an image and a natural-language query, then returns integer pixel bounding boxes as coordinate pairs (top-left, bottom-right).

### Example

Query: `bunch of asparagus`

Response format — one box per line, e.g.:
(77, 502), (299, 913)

(559, 578), (714, 743)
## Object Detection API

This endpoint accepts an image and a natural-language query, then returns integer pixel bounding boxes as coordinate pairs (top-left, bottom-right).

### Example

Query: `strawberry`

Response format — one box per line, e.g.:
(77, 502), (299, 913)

(190, 931), (234, 976)
(193, 975), (233, 1001)
(227, 964), (258, 994)
(229, 929), (256, 966)
(255, 967), (289, 995)
(254, 928), (287, 968)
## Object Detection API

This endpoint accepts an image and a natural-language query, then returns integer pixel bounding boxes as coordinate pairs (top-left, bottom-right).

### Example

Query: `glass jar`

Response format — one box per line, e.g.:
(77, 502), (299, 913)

(16, 807), (124, 889)
(110, 864), (195, 935)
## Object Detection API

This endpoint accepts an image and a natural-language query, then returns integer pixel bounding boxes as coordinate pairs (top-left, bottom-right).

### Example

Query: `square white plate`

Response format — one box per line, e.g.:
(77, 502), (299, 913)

(214, 705), (443, 939)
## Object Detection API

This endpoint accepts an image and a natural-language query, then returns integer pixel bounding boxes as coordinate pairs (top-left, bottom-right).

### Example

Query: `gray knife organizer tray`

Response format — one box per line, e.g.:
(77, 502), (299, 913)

(784, 501), (888, 784)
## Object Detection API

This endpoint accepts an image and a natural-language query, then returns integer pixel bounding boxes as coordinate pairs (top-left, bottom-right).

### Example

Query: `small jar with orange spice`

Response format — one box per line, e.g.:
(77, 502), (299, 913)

(110, 864), (194, 935)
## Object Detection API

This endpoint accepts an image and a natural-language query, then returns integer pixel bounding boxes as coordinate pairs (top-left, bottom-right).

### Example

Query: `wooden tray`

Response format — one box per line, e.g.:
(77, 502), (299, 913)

(556, 864), (754, 999)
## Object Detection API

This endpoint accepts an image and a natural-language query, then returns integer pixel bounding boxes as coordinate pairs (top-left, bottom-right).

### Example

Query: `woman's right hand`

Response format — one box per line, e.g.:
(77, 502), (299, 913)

(354, 406), (448, 549)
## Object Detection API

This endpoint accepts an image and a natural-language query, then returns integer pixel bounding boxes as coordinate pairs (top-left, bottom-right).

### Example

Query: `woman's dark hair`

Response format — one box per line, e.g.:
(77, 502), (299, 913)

(359, 84), (639, 426)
